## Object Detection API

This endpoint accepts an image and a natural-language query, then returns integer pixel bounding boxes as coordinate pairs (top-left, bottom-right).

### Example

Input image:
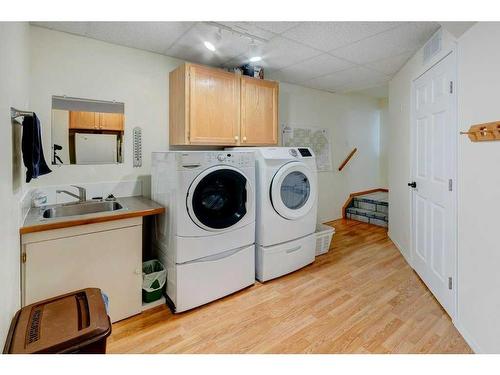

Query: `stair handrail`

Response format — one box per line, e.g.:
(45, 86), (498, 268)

(338, 148), (357, 171)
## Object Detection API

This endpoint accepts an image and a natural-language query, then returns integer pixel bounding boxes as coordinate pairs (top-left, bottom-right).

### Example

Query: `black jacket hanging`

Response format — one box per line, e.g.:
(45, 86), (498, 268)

(21, 113), (52, 183)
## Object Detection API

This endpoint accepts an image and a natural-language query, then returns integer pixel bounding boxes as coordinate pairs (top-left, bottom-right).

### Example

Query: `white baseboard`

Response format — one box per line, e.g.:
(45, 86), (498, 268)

(388, 231), (412, 268)
(453, 320), (481, 353)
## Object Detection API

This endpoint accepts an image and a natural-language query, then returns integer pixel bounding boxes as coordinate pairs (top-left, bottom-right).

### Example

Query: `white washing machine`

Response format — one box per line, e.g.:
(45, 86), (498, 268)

(151, 151), (256, 312)
(228, 147), (318, 282)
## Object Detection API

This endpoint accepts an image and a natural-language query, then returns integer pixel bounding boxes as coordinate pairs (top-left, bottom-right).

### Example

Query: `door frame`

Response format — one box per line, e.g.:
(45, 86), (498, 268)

(409, 47), (458, 320)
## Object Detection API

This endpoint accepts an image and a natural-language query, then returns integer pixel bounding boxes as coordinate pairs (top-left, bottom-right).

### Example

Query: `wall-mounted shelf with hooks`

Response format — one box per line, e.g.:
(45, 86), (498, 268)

(460, 121), (500, 142)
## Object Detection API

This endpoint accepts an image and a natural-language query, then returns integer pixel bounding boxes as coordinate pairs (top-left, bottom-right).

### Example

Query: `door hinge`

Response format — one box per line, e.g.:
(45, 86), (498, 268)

(21, 253), (26, 263)
(448, 277), (453, 290)
(449, 81), (454, 94)
(448, 179), (453, 191)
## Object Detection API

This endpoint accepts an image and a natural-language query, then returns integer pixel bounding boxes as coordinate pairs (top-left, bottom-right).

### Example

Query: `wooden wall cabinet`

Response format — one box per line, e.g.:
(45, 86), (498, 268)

(70, 111), (124, 131)
(69, 111), (98, 130)
(99, 112), (124, 131)
(169, 63), (279, 146)
(240, 76), (279, 145)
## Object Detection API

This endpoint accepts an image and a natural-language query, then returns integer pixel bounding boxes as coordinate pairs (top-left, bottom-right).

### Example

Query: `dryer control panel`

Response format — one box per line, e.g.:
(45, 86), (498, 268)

(297, 148), (313, 157)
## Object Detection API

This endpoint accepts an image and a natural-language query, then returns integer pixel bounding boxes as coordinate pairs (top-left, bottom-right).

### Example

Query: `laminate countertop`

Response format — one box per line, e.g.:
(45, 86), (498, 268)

(20, 196), (165, 235)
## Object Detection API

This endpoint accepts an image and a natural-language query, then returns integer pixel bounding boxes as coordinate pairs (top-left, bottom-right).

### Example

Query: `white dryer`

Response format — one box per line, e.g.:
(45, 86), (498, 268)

(228, 147), (318, 282)
(151, 151), (256, 312)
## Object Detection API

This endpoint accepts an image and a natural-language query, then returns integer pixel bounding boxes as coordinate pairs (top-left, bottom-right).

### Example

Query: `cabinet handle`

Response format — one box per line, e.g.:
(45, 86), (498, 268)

(243, 136), (247, 142)
(234, 135), (239, 142)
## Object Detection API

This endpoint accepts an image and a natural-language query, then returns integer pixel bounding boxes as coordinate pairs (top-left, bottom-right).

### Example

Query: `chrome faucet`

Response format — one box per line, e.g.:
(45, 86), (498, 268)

(56, 185), (87, 203)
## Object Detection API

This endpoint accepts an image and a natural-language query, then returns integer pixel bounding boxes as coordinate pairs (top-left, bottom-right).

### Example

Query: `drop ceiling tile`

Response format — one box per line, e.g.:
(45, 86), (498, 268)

(221, 55), (249, 68)
(252, 22), (300, 34)
(282, 22), (400, 51)
(166, 23), (258, 66)
(31, 22), (92, 36)
(303, 66), (389, 92)
(216, 22), (274, 40)
(339, 76), (392, 93)
(85, 22), (194, 54)
(330, 22), (440, 64)
(33, 22), (194, 55)
(365, 51), (414, 76)
(267, 70), (305, 84)
(255, 36), (323, 70)
(271, 54), (355, 83)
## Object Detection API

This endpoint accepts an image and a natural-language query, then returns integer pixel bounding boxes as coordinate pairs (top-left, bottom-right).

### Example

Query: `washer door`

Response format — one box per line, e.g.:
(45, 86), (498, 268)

(271, 162), (316, 220)
(187, 166), (252, 231)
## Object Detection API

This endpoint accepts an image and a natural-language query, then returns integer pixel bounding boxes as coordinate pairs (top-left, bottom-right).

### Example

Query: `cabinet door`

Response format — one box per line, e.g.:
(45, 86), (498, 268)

(188, 64), (240, 145)
(24, 225), (142, 323)
(69, 111), (98, 130)
(99, 112), (124, 131)
(240, 77), (278, 145)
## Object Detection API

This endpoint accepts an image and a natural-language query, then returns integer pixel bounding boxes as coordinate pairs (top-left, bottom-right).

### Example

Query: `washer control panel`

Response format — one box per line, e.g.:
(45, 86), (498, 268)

(206, 152), (254, 167)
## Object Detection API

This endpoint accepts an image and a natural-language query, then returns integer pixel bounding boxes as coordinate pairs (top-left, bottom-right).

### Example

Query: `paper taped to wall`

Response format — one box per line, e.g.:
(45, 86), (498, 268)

(282, 125), (332, 172)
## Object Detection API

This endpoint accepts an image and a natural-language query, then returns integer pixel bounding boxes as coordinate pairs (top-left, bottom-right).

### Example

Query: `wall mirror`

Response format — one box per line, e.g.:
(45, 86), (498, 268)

(51, 96), (125, 165)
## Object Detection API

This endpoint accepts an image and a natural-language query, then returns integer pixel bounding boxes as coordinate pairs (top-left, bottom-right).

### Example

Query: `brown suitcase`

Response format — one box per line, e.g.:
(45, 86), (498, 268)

(3, 288), (112, 354)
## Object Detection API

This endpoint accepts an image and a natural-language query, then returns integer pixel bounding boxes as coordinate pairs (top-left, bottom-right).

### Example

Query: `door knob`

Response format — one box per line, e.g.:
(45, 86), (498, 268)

(408, 181), (417, 188)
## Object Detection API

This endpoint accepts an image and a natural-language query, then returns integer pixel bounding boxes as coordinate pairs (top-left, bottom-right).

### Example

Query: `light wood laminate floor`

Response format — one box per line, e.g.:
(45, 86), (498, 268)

(108, 219), (472, 354)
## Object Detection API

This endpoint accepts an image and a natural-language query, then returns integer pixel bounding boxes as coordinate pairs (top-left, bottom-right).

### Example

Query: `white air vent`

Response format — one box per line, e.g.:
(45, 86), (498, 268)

(423, 30), (442, 64)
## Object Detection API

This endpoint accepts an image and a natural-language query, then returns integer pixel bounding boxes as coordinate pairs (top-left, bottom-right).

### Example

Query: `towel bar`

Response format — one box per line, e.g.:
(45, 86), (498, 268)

(11, 107), (34, 124)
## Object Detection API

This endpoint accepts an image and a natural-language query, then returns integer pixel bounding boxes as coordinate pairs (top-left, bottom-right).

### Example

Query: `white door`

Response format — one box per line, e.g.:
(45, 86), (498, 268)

(411, 51), (457, 318)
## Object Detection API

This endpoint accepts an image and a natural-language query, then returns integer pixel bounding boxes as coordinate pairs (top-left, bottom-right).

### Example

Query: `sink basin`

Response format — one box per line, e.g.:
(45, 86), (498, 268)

(42, 201), (124, 219)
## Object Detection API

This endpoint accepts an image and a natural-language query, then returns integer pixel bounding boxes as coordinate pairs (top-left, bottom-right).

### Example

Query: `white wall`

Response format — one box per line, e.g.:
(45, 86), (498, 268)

(378, 98), (389, 188)
(456, 22), (500, 353)
(29, 26), (183, 196)
(0, 22), (30, 345)
(388, 24), (500, 353)
(387, 29), (456, 260)
(277, 82), (383, 223)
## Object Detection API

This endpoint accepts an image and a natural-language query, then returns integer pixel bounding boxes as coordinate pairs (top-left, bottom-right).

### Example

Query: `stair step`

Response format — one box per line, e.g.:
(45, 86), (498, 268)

(353, 192), (388, 206)
(353, 192), (388, 214)
(346, 212), (388, 228)
(346, 207), (388, 221)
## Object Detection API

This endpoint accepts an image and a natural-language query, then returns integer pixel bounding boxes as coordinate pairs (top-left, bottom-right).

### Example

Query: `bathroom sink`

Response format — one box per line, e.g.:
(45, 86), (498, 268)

(42, 201), (124, 219)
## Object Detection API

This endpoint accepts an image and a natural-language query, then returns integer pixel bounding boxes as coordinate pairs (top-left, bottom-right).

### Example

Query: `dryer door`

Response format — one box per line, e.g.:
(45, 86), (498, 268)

(270, 161), (316, 220)
(187, 166), (252, 231)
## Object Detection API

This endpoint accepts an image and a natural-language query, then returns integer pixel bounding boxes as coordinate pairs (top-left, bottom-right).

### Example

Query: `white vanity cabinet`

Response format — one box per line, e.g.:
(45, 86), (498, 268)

(21, 217), (143, 323)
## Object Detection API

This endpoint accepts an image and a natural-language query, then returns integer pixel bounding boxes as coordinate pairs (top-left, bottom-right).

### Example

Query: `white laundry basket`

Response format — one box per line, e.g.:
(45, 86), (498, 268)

(315, 224), (335, 256)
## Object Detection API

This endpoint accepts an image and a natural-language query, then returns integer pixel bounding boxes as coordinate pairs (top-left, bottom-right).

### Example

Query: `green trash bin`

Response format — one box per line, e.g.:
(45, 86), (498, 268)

(142, 260), (166, 303)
